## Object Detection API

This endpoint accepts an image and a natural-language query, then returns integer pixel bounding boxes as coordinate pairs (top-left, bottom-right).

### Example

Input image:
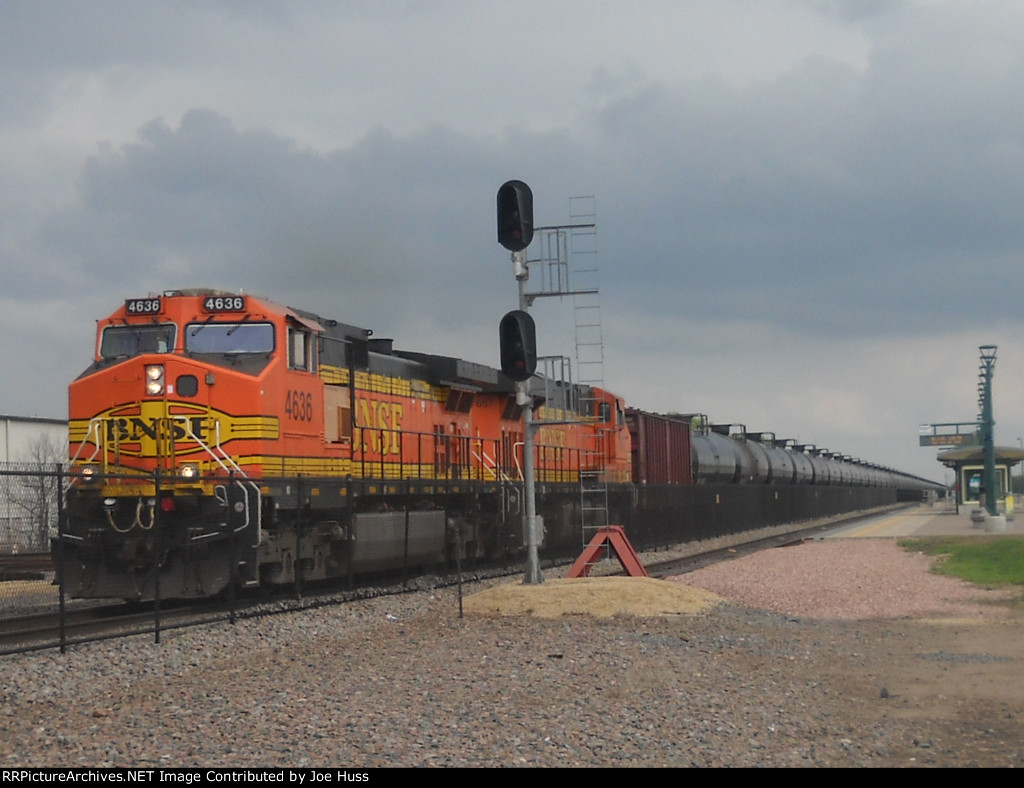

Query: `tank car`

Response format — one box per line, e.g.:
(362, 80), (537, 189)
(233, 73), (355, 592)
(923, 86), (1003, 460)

(719, 427), (770, 484)
(783, 441), (815, 484)
(689, 419), (739, 484)
(797, 445), (831, 485)
(57, 290), (631, 600)
(625, 410), (940, 495)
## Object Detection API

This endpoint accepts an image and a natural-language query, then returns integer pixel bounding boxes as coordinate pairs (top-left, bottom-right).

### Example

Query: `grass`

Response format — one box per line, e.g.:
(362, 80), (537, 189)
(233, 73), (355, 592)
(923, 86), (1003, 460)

(899, 536), (1024, 588)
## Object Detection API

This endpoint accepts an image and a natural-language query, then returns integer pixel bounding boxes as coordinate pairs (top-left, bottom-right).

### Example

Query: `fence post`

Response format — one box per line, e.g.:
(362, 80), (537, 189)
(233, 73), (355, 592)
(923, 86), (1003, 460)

(295, 474), (304, 599)
(153, 469), (162, 644)
(56, 463), (67, 654)
(227, 470), (237, 625)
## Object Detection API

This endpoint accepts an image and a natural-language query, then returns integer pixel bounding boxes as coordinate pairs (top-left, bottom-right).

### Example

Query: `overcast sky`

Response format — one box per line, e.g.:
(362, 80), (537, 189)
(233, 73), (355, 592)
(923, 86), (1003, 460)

(3, 0), (1023, 481)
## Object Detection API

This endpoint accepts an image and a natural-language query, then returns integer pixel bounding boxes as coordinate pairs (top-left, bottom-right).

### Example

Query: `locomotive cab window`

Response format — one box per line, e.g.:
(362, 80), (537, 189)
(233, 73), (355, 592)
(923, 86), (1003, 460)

(185, 322), (274, 355)
(288, 326), (316, 372)
(100, 324), (176, 359)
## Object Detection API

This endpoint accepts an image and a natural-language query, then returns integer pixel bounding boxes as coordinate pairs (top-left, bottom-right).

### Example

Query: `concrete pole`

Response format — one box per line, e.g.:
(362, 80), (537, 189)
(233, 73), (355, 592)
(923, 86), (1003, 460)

(514, 250), (542, 585)
(520, 382), (542, 584)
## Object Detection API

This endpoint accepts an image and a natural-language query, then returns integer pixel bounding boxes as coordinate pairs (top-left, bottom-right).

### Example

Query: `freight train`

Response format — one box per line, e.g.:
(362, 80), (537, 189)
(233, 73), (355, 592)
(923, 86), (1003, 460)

(55, 290), (940, 601)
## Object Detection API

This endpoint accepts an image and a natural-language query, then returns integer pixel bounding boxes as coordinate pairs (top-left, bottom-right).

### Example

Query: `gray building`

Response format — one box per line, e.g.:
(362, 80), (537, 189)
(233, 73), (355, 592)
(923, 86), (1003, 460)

(0, 415), (67, 552)
(0, 414), (67, 465)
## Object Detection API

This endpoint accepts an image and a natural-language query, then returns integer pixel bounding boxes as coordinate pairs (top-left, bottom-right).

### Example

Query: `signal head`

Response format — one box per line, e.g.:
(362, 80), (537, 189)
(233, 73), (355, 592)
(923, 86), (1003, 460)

(497, 180), (534, 252)
(499, 309), (537, 382)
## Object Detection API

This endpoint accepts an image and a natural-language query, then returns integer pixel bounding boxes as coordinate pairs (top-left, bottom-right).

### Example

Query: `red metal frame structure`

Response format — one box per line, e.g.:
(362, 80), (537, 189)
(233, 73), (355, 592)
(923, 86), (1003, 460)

(565, 525), (648, 578)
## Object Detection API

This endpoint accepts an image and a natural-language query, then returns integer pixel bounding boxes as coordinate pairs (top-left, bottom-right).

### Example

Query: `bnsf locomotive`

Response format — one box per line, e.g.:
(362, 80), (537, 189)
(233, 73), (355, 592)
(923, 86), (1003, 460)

(59, 289), (630, 600)
(57, 289), (939, 601)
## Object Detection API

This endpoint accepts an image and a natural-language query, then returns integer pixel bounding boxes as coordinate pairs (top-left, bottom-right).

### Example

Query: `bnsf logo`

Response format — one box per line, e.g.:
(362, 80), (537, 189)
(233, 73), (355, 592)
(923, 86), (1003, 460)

(72, 404), (279, 459)
(105, 416), (209, 443)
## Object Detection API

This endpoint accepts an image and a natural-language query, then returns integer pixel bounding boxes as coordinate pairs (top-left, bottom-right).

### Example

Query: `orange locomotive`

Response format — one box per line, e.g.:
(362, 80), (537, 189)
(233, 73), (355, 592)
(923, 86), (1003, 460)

(60, 289), (631, 599)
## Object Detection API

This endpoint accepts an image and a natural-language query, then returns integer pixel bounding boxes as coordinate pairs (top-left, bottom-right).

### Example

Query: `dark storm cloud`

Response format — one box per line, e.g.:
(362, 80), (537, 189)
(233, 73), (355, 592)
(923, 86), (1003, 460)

(581, 37), (1024, 336)
(21, 4), (1024, 367)
(3, 1), (1024, 480)
(30, 109), (519, 339)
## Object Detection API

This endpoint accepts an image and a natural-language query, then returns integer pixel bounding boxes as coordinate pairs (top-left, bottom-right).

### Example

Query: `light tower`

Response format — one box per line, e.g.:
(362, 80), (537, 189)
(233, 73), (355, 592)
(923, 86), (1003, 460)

(978, 345), (997, 516)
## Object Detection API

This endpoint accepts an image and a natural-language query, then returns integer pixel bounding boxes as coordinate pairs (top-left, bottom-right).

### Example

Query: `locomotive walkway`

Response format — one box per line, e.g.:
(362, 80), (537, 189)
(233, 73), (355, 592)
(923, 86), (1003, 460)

(825, 501), (1024, 538)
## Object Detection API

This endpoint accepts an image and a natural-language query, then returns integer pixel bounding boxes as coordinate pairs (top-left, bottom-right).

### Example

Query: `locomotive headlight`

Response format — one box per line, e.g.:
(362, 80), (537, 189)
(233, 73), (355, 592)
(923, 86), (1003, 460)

(179, 463), (199, 480)
(145, 364), (165, 396)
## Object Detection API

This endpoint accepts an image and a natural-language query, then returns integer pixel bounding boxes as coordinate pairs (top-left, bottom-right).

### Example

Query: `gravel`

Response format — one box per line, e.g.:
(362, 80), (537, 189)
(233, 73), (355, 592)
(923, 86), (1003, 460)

(679, 538), (1017, 621)
(3, 530), (1023, 768)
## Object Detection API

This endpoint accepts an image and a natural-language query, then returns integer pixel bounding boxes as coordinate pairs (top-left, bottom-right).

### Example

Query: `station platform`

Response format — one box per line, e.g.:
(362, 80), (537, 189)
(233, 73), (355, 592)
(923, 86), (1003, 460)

(826, 503), (1024, 539)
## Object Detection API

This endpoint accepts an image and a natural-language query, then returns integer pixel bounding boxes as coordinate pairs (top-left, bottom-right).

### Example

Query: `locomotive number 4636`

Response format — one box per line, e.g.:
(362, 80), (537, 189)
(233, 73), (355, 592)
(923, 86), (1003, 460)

(285, 390), (314, 421)
(203, 295), (246, 312)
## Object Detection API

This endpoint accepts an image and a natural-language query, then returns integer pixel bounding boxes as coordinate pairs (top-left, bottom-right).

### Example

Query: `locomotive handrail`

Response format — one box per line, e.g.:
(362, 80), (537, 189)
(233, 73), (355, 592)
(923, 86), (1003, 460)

(72, 414), (584, 489)
(66, 417), (149, 491)
(172, 415), (245, 477)
(69, 418), (104, 468)
(343, 419), (592, 486)
(470, 441), (513, 483)
(512, 440), (525, 482)
(172, 415), (261, 544)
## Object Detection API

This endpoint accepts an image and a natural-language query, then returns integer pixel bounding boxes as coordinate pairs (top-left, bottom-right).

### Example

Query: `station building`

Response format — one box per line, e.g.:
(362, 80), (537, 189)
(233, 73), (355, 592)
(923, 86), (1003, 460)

(938, 446), (1024, 508)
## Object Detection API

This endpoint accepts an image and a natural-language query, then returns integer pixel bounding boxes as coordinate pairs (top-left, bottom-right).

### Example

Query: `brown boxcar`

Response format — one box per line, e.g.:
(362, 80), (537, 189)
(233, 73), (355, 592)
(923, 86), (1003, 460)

(625, 408), (693, 484)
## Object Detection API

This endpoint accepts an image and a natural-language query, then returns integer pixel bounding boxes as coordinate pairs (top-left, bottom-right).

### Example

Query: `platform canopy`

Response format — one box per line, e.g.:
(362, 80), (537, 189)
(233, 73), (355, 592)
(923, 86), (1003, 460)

(937, 446), (1024, 467)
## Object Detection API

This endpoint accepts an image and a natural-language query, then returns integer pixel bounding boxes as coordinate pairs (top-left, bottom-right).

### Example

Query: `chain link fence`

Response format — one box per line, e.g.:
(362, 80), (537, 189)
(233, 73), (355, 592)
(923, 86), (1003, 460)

(0, 461), (912, 657)
(0, 464), (487, 656)
(0, 462), (62, 554)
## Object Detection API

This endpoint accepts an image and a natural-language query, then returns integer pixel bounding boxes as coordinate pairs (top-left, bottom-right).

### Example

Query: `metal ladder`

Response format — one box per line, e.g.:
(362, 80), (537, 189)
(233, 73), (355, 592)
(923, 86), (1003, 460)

(567, 197), (611, 556)
(524, 197), (610, 559)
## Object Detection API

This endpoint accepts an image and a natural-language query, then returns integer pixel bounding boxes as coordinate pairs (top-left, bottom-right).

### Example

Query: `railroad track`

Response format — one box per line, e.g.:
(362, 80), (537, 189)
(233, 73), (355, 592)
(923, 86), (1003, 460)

(0, 506), (909, 655)
(0, 602), (146, 652)
(0, 552), (53, 580)
(0, 562), (523, 655)
(645, 523), (834, 576)
(643, 507), (899, 577)
(0, 591), (291, 654)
